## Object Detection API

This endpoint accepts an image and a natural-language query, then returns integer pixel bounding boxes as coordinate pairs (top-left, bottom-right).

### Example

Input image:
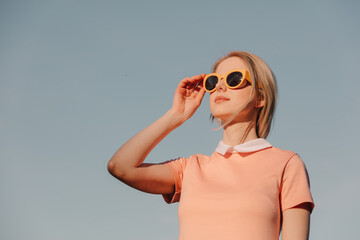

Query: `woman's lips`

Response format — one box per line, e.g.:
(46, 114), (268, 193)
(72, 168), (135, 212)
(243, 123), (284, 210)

(215, 96), (230, 103)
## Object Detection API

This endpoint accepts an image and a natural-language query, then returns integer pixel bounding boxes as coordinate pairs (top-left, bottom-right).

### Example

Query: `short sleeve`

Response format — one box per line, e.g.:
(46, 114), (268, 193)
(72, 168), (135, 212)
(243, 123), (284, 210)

(160, 157), (188, 204)
(280, 154), (315, 213)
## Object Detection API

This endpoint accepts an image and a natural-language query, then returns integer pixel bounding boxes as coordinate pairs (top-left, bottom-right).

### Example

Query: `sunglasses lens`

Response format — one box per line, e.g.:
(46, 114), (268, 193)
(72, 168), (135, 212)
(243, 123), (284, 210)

(205, 76), (218, 91)
(226, 71), (243, 87)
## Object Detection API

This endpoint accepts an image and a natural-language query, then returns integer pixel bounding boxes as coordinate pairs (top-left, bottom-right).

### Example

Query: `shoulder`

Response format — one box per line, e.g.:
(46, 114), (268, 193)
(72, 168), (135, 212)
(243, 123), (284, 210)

(266, 146), (298, 157)
(260, 146), (300, 164)
(162, 153), (211, 168)
(265, 146), (310, 176)
(190, 153), (210, 158)
(188, 153), (212, 163)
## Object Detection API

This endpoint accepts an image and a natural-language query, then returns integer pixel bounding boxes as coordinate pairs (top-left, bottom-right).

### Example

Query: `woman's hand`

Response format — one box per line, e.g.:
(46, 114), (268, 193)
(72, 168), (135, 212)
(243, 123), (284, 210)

(170, 73), (206, 122)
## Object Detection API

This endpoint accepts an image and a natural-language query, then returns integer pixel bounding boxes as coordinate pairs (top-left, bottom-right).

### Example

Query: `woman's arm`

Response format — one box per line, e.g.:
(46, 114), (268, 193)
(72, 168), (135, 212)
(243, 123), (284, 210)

(281, 202), (312, 240)
(107, 73), (206, 195)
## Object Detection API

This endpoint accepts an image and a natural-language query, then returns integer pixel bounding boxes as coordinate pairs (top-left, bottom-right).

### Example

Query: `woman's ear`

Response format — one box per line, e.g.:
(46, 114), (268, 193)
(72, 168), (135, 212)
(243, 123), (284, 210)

(255, 90), (265, 108)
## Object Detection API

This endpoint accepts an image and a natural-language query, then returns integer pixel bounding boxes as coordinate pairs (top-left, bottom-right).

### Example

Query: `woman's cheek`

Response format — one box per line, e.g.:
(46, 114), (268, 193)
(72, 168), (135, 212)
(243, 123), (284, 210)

(209, 95), (216, 113)
(209, 100), (216, 116)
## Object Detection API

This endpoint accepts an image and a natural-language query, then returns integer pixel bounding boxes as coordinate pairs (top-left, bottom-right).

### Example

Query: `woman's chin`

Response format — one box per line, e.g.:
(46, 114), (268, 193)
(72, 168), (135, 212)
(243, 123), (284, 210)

(211, 110), (254, 124)
(211, 112), (232, 122)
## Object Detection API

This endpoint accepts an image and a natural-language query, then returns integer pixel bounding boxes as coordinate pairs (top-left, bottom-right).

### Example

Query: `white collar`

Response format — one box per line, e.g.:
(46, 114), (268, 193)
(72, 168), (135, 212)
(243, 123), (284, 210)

(215, 138), (272, 155)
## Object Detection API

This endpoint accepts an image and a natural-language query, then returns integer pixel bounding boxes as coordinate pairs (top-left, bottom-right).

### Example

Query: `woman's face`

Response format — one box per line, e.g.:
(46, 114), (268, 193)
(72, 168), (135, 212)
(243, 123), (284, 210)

(209, 57), (258, 123)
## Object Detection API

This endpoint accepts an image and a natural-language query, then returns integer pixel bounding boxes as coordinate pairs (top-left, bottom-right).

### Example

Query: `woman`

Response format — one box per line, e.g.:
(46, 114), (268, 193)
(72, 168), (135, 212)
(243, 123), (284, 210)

(107, 51), (315, 240)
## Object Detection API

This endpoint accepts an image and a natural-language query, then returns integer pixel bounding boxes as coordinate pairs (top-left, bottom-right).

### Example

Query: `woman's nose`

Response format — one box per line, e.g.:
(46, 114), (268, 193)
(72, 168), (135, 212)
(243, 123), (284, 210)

(215, 78), (226, 92)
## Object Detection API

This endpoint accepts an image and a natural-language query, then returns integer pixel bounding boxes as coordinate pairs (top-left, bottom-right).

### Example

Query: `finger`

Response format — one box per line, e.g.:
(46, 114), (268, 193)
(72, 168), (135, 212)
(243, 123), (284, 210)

(194, 85), (206, 103)
(189, 73), (205, 81)
(190, 74), (206, 90)
(193, 73), (206, 87)
(178, 73), (205, 87)
(193, 79), (203, 91)
(178, 78), (192, 88)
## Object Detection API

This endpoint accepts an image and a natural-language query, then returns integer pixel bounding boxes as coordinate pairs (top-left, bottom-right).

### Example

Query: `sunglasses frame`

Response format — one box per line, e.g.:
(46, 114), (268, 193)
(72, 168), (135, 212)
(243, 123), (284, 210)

(203, 69), (253, 93)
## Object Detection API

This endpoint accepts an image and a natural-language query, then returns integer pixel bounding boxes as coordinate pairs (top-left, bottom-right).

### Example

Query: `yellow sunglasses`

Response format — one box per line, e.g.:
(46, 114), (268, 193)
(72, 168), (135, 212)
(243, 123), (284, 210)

(202, 69), (254, 93)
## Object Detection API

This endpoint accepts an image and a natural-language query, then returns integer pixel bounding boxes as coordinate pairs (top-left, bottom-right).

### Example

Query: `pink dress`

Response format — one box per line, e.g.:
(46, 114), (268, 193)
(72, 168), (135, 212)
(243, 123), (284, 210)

(161, 138), (315, 240)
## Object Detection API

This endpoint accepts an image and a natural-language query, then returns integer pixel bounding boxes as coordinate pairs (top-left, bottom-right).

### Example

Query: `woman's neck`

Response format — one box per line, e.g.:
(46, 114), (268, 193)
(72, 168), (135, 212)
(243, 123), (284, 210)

(222, 121), (258, 146)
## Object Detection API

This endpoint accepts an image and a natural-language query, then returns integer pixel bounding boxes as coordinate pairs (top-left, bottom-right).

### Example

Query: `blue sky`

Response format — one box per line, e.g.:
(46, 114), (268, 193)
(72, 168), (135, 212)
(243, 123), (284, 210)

(1, 0), (359, 239)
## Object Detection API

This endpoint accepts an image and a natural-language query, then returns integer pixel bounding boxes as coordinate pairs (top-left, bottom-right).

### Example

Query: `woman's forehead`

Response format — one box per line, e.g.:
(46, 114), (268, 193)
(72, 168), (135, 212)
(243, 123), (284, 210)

(215, 57), (249, 74)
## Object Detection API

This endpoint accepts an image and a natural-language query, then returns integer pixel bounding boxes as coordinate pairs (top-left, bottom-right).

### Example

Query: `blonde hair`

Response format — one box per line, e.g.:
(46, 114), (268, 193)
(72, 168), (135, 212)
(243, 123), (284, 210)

(210, 51), (277, 140)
